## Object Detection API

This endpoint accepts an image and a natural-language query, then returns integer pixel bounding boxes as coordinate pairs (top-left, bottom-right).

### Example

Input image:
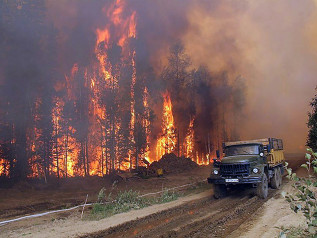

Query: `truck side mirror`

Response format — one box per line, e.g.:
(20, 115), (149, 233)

(213, 158), (220, 167)
(216, 150), (220, 159)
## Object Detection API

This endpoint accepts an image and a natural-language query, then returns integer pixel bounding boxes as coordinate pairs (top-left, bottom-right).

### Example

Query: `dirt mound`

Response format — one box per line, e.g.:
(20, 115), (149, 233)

(149, 153), (199, 174)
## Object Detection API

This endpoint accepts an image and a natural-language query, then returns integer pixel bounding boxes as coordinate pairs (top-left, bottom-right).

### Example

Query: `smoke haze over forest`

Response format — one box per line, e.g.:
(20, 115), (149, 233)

(46, 0), (317, 152)
(0, 0), (316, 180)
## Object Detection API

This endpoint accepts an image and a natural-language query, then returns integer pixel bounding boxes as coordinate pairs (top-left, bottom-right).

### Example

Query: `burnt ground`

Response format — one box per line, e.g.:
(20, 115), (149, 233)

(0, 153), (305, 238)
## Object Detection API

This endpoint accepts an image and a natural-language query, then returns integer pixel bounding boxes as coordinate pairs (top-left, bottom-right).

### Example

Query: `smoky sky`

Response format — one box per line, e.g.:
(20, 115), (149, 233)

(44, 0), (317, 152)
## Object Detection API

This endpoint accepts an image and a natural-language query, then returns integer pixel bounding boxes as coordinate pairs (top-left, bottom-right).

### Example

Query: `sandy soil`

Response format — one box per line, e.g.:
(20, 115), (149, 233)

(229, 180), (306, 238)
(230, 153), (307, 238)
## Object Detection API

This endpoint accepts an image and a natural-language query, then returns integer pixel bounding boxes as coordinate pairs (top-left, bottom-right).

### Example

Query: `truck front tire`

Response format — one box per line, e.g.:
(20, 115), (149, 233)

(257, 173), (268, 199)
(213, 184), (227, 199)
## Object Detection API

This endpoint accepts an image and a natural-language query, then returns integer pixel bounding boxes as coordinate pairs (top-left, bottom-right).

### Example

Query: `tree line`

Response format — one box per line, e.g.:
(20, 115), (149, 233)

(0, 1), (246, 182)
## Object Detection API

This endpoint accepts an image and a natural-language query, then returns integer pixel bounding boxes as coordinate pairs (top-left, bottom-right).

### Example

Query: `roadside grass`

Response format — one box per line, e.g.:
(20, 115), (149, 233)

(278, 226), (313, 238)
(182, 181), (210, 196)
(89, 181), (210, 220)
(89, 189), (179, 220)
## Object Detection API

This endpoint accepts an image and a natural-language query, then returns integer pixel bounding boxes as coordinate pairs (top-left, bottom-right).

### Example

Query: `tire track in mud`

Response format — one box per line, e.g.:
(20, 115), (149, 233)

(80, 155), (303, 238)
(81, 190), (271, 238)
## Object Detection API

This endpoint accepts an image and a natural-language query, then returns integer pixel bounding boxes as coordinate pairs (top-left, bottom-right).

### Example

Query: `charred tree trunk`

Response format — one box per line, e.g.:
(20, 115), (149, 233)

(15, 129), (28, 180)
(85, 138), (89, 176)
(65, 126), (68, 178)
(110, 113), (116, 173)
(55, 123), (59, 179)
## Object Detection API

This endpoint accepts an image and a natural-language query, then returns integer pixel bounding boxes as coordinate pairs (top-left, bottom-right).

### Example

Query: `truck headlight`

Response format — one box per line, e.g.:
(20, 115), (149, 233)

(213, 170), (219, 175)
(252, 168), (259, 174)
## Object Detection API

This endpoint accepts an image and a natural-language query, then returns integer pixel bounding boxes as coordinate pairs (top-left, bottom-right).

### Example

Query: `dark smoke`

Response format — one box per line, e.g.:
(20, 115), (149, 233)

(1, 0), (315, 181)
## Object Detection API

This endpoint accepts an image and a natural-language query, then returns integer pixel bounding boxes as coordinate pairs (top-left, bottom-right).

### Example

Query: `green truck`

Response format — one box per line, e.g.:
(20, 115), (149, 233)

(208, 138), (285, 199)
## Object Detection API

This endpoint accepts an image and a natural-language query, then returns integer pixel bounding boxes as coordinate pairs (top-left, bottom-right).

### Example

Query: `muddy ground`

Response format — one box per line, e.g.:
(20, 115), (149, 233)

(80, 153), (306, 238)
(0, 153), (306, 238)
(0, 165), (210, 221)
(83, 188), (266, 238)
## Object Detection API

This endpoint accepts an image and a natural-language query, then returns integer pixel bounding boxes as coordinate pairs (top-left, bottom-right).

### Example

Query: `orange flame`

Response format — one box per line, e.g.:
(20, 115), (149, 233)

(156, 91), (177, 160)
(184, 118), (194, 159)
(28, 0), (154, 178)
(0, 159), (10, 177)
(143, 87), (151, 162)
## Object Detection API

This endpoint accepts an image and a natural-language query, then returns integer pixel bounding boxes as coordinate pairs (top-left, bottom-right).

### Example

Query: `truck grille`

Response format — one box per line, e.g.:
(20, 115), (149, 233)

(220, 163), (250, 176)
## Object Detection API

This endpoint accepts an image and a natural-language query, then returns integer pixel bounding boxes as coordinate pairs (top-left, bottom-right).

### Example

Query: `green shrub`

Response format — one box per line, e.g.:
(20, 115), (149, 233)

(278, 226), (311, 238)
(91, 189), (179, 219)
(97, 187), (106, 203)
(91, 190), (151, 218)
(158, 190), (179, 203)
(283, 148), (317, 235)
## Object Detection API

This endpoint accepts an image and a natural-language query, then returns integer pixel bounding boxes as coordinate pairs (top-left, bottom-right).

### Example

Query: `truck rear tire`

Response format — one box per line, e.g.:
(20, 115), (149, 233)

(213, 184), (227, 199)
(278, 167), (282, 186)
(271, 168), (281, 189)
(257, 173), (268, 199)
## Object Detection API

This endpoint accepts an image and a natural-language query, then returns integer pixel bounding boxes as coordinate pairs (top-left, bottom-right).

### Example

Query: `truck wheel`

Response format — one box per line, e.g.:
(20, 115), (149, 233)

(213, 184), (227, 199)
(257, 173), (268, 199)
(278, 167), (283, 186)
(271, 168), (280, 189)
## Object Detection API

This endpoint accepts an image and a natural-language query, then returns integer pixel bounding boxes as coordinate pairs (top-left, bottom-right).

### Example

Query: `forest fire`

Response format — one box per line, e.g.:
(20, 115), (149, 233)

(0, 0), (246, 180)
(156, 92), (177, 161)
(2, 2), (317, 237)
(184, 118), (195, 160)
(0, 159), (9, 177)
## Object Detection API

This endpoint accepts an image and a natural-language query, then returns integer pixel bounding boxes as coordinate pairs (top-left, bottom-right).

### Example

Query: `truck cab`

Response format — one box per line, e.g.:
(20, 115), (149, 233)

(208, 138), (284, 199)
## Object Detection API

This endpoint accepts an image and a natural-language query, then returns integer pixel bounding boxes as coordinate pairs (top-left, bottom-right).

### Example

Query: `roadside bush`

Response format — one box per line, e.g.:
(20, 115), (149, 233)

(278, 226), (311, 238)
(158, 190), (179, 203)
(97, 187), (106, 203)
(92, 190), (150, 218)
(283, 148), (317, 236)
(91, 189), (179, 219)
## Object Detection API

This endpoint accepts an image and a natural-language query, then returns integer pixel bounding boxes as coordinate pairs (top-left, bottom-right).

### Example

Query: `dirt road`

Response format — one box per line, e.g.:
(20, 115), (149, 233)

(0, 153), (305, 238)
(80, 153), (306, 238)
(83, 190), (267, 238)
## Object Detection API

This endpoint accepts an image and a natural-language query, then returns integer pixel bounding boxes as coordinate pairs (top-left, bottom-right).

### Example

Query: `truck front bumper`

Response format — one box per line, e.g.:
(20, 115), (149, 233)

(207, 175), (262, 185)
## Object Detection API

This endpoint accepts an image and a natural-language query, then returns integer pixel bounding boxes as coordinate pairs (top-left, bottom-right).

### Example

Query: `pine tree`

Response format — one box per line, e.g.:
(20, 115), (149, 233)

(0, 0), (50, 180)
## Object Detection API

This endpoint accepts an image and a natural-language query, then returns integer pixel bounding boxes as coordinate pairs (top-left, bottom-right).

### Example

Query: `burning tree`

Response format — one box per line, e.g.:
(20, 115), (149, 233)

(0, 0), (246, 181)
(156, 92), (177, 161)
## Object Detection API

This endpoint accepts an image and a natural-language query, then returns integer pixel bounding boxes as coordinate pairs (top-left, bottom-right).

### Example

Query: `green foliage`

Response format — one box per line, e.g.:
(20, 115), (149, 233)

(158, 190), (179, 203)
(92, 190), (150, 218)
(91, 189), (179, 219)
(284, 148), (317, 235)
(278, 226), (312, 238)
(97, 187), (106, 203)
(307, 87), (317, 152)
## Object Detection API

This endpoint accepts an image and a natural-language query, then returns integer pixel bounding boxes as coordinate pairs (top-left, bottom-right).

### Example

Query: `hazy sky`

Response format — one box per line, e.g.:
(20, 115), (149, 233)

(180, 0), (317, 152)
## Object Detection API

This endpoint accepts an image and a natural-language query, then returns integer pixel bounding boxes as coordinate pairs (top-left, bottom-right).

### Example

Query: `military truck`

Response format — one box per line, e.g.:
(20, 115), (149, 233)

(207, 138), (285, 199)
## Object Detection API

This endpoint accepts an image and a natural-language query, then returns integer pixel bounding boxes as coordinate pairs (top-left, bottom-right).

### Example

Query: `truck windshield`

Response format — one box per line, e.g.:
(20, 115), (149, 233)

(224, 145), (260, 156)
